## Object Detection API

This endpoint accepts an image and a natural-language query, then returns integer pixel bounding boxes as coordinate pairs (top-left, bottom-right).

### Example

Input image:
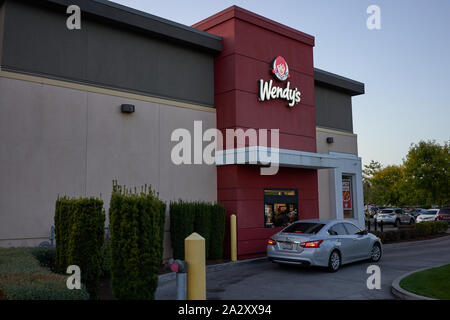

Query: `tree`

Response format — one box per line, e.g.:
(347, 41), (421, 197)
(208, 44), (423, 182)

(403, 140), (449, 207)
(362, 160), (382, 204)
(371, 165), (406, 206)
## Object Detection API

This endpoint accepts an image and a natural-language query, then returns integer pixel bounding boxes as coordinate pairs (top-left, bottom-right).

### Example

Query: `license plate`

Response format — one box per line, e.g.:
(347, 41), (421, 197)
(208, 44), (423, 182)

(281, 242), (293, 250)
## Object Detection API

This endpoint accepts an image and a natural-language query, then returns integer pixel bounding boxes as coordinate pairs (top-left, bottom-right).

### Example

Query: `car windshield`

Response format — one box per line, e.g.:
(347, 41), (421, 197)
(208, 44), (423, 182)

(381, 209), (394, 213)
(424, 210), (437, 215)
(282, 222), (325, 234)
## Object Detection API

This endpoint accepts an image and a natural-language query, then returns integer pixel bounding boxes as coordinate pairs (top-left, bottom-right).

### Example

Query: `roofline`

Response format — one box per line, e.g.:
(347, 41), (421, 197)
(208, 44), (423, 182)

(314, 68), (365, 96)
(192, 5), (315, 47)
(37, 0), (222, 54)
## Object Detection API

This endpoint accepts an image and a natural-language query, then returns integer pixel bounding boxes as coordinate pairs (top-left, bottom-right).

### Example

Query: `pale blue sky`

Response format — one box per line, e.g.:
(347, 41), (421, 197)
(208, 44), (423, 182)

(112, 0), (450, 166)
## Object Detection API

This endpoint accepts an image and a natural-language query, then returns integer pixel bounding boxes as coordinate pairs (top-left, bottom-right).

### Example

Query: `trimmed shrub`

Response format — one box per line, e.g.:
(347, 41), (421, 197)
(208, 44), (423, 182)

(29, 247), (56, 272)
(209, 204), (226, 260)
(54, 197), (105, 299)
(194, 202), (212, 259)
(415, 221), (448, 237)
(170, 201), (195, 260)
(0, 248), (89, 300)
(170, 201), (226, 260)
(54, 197), (73, 274)
(109, 182), (166, 300)
(371, 221), (448, 243)
(100, 240), (111, 278)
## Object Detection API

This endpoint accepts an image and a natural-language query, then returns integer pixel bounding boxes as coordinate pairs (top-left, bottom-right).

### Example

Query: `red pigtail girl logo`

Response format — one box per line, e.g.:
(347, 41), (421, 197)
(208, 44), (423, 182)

(272, 56), (290, 81)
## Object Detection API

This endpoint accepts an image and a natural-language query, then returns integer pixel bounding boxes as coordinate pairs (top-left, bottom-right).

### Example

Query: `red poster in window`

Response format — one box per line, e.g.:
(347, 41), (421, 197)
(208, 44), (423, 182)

(342, 179), (352, 210)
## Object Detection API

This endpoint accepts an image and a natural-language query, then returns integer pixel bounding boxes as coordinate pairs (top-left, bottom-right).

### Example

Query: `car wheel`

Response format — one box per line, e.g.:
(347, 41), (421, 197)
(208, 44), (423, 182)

(328, 250), (341, 272)
(394, 219), (400, 227)
(370, 243), (382, 262)
(409, 219), (415, 225)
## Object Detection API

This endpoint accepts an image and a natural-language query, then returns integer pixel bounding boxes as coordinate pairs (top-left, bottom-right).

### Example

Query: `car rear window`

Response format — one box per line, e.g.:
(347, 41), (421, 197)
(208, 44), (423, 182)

(282, 223), (325, 234)
(381, 209), (393, 213)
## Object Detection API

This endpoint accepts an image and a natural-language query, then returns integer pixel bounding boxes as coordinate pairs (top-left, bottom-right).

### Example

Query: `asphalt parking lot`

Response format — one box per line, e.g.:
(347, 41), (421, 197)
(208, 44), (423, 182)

(155, 235), (450, 300)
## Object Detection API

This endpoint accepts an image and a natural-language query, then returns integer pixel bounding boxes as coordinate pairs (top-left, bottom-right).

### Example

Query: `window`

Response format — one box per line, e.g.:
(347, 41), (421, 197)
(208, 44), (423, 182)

(264, 189), (298, 228)
(328, 223), (348, 236)
(282, 222), (324, 234)
(344, 223), (361, 235)
(395, 209), (402, 214)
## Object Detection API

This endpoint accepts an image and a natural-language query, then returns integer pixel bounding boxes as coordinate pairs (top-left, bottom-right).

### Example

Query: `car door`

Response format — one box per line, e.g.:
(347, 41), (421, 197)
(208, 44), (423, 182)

(328, 223), (353, 264)
(397, 209), (408, 224)
(343, 223), (371, 260)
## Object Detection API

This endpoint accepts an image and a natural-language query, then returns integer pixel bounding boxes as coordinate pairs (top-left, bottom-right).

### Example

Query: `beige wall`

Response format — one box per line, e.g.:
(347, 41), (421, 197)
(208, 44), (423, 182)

(0, 76), (217, 260)
(316, 127), (358, 220)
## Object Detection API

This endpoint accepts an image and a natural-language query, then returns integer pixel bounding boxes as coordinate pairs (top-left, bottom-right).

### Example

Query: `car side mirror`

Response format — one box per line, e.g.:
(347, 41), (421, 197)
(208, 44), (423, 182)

(358, 230), (368, 235)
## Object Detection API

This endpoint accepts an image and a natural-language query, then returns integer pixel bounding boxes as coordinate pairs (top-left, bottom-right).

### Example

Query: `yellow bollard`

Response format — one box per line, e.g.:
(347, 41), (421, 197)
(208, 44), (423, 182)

(230, 214), (237, 262)
(185, 232), (206, 300)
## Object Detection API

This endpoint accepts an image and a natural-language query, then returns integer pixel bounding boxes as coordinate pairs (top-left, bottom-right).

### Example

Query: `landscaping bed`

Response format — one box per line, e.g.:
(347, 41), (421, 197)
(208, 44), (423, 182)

(0, 247), (89, 300)
(400, 264), (450, 299)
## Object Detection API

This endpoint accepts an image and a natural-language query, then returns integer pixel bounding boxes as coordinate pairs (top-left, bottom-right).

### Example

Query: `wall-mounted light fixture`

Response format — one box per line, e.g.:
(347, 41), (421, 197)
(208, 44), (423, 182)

(121, 104), (135, 113)
(326, 137), (334, 144)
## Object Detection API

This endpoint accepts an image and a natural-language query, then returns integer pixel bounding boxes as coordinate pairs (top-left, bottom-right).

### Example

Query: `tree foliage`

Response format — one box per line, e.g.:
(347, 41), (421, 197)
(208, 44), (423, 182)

(365, 140), (449, 207)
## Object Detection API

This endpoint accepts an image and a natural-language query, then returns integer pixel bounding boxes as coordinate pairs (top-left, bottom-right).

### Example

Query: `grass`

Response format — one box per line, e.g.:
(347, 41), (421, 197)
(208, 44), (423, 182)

(400, 264), (450, 300)
(0, 247), (89, 300)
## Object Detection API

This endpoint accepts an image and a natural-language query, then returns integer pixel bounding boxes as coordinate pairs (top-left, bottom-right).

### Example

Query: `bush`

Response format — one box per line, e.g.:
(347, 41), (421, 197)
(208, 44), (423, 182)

(415, 221), (448, 236)
(209, 204), (226, 259)
(371, 221), (448, 243)
(54, 196), (105, 299)
(100, 240), (111, 278)
(170, 201), (226, 260)
(194, 202), (212, 259)
(170, 201), (195, 260)
(54, 197), (73, 274)
(109, 182), (165, 300)
(0, 248), (89, 300)
(29, 247), (56, 272)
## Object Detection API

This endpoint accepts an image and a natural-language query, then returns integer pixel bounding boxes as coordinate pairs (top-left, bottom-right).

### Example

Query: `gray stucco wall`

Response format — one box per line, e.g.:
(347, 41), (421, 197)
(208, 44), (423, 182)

(0, 0), (217, 107)
(0, 76), (217, 260)
(314, 85), (353, 133)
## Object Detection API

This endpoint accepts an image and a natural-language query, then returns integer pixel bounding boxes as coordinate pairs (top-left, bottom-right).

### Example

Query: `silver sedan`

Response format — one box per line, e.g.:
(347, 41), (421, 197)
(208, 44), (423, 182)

(267, 219), (382, 272)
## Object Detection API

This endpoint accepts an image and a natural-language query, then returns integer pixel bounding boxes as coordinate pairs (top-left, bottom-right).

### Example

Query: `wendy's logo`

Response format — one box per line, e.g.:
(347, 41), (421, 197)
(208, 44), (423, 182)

(272, 56), (290, 81)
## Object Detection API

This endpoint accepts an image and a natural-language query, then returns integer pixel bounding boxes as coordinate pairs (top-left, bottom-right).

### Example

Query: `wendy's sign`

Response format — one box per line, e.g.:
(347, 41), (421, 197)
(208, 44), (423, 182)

(258, 56), (301, 108)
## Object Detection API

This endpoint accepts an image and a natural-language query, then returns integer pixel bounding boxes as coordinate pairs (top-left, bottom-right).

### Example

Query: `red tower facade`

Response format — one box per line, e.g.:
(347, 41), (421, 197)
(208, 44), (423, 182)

(194, 6), (320, 259)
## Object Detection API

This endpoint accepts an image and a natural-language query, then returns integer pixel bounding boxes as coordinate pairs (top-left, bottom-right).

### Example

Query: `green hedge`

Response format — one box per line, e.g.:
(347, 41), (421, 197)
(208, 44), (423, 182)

(170, 201), (195, 260)
(371, 221), (448, 243)
(109, 182), (165, 300)
(170, 201), (226, 260)
(414, 221), (448, 237)
(0, 248), (89, 300)
(209, 204), (226, 259)
(54, 196), (105, 299)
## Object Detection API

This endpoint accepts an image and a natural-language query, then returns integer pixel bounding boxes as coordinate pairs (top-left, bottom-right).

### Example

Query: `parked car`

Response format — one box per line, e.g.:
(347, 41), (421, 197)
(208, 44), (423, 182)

(407, 208), (428, 219)
(416, 209), (440, 223)
(376, 208), (415, 227)
(436, 208), (450, 222)
(266, 219), (382, 272)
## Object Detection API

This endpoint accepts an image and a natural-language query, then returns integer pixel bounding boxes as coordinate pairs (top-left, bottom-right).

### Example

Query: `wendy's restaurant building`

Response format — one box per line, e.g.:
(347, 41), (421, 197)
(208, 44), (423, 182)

(0, 0), (365, 260)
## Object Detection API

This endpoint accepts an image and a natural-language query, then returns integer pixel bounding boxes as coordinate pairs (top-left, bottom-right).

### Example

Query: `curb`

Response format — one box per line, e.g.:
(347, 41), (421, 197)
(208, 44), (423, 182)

(158, 257), (267, 284)
(391, 264), (448, 300)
